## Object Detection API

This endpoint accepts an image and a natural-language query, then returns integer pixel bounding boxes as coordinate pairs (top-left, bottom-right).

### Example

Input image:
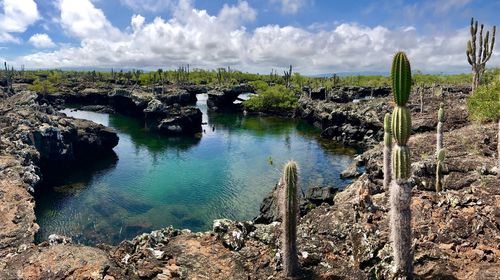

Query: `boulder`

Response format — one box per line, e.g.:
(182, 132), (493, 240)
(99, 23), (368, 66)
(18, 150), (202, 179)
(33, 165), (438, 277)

(305, 186), (337, 205)
(213, 219), (255, 251)
(340, 161), (362, 179)
(207, 84), (254, 111)
(310, 87), (326, 100)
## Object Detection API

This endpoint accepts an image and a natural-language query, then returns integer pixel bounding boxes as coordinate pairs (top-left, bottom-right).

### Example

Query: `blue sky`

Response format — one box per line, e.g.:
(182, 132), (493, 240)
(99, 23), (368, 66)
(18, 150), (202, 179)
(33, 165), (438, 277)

(0, 0), (499, 74)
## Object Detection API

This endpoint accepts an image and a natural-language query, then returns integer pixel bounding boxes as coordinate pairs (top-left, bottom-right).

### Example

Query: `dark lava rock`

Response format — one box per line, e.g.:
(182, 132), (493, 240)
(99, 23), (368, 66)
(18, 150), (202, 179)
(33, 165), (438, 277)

(310, 87), (326, 100)
(207, 84), (254, 111)
(156, 89), (196, 105)
(340, 161), (362, 179)
(305, 186), (337, 205)
(80, 104), (116, 114)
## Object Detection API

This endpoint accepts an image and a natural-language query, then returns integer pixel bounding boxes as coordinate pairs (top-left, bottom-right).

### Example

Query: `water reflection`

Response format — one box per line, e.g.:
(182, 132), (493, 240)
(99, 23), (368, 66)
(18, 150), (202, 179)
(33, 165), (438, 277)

(36, 97), (356, 245)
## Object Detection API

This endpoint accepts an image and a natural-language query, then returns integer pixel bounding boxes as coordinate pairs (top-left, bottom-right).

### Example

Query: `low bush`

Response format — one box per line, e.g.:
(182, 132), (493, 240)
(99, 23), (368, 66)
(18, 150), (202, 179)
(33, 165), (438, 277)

(244, 85), (298, 111)
(467, 77), (500, 122)
(28, 79), (58, 94)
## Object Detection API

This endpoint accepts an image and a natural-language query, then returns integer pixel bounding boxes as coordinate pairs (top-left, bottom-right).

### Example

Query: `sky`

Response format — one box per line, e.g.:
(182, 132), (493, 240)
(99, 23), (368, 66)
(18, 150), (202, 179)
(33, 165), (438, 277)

(0, 0), (499, 74)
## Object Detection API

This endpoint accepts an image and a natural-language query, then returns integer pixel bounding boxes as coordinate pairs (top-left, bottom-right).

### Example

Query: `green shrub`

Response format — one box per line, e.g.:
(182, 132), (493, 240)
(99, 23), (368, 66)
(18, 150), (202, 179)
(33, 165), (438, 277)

(244, 85), (298, 111)
(248, 80), (269, 92)
(467, 78), (500, 122)
(28, 79), (58, 94)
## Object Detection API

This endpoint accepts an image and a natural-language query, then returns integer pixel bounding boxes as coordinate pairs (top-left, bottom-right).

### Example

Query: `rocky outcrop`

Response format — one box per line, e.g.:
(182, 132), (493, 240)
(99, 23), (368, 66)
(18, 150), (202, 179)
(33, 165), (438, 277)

(299, 86), (472, 149)
(207, 84), (254, 111)
(144, 99), (202, 135)
(298, 95), (389, 149)
(155, 88), (197, 105)
(0, 243), (131, 280)
(1, 86), (498, 280)
(328, 86), (390, 103)
(38, 87), (203, 136)
(254, 184), (339, 224)
(0, 92), (119, 262)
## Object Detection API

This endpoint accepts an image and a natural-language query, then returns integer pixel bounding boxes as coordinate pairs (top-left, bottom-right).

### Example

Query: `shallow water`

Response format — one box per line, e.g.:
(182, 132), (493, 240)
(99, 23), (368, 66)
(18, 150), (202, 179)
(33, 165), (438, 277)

(34, 94), (356, 245)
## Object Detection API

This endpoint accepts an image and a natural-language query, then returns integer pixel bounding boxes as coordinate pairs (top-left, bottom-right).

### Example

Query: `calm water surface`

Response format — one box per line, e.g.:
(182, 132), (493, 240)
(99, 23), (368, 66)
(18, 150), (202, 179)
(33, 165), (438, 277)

(35, 94), (356, 245)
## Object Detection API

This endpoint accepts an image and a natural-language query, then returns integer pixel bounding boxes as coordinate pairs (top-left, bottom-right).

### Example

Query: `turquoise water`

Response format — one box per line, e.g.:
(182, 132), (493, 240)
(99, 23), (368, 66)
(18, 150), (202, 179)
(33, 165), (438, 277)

(34, 94), (356, 245)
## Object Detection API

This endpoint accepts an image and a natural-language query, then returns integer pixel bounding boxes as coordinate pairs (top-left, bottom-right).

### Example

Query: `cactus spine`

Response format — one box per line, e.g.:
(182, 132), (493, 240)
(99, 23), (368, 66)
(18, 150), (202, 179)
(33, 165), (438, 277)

(281, 161), (300, 278)
(389, 52), (413, 279)
(383, 113), (392, 190)
(436, 150), (445, 192)
(467, 17), (496, 91)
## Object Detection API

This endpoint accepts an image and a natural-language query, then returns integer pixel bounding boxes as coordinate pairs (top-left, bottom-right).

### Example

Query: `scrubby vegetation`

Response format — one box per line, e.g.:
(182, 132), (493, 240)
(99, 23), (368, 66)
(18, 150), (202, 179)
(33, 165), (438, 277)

(27, 79), (58, 94)
(4, 63), (494, 93)
(467, 76), (500, 122)
(243, 84), (298, 112)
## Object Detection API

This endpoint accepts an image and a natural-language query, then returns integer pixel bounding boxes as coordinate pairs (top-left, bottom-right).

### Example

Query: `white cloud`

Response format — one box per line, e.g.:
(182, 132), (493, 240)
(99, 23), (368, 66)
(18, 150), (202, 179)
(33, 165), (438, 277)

(120, 0), (175, 13)
(0, 0), (39, 43)
(59, 0), (122, 40)
(271, 0), (308, 14)
(15, 0), (500, 73)
(431, 0), (473, 14)
(28, 33), (56, 48)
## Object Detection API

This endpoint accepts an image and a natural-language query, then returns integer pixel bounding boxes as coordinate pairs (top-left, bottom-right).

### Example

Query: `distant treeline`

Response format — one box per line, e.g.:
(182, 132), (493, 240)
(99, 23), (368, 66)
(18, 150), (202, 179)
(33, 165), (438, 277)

(3, 62), (499, 89)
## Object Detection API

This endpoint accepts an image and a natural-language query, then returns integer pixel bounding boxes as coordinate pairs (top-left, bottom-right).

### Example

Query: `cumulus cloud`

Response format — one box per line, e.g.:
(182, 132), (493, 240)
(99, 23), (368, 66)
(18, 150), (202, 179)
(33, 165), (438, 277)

(28, 33), (56, 48)
(15, 0), (500, 73)
(59, 0), (122, 40)
(0, 0), (39, 43)
(120, 0), (175, 13)
(271, 0), (308, 14)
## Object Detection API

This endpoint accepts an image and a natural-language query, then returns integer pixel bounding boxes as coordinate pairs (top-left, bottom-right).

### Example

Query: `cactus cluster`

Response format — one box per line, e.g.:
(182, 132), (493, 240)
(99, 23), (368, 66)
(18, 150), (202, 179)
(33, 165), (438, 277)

(332, 73), (339, 87)
(216, 66), (232, 86)
(4, 62), (14, 93)
(389, 51), (414, 279)
(466, 17), (496, 91)
(383, 113), (392, 190)
(284, 65), (293, 88)
(175, 64), (190, 85)
(281, 160), (300, 278)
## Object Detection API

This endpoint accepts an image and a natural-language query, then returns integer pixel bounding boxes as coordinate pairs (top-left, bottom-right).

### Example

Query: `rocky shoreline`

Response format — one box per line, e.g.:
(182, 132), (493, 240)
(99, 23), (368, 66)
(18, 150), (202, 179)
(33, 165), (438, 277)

(38, 85), (203, 136)
(0, 84), (498, 279)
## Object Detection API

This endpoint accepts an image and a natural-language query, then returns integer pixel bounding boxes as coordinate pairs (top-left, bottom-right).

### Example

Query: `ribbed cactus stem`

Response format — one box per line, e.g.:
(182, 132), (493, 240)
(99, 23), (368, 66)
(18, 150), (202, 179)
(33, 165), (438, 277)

(436, 104), (444, 156)
(389, 51), (413, 279)
(389, 180), (413, 277)
(383, 113), (392, 190)
(281, 160), (300, 278)
(436, 150), (445, 192)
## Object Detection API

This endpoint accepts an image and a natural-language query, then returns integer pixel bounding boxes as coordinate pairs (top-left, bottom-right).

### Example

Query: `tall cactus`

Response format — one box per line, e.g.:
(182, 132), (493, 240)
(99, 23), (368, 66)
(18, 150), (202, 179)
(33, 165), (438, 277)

(389, 52), (414, 279)
(436, 150), (445, 192)
(281, 160), (300, 278)
(383, 113), (392, 190)
(436, 104), (445, 156)
(284, 65), (293, 89)
(466, 17), (496, 91)
(4, 62), (14, 92)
